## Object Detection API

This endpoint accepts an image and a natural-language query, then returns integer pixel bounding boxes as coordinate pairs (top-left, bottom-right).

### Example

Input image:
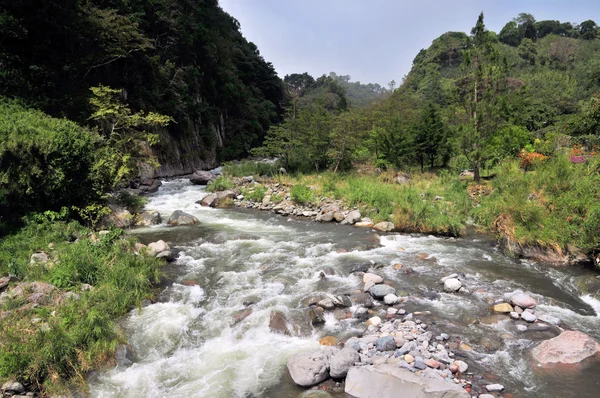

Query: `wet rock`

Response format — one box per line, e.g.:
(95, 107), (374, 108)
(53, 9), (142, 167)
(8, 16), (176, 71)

(1, 381), (25, 394)
(232, 308), (253, 325)
(355, 220), (375, 228)
(137, 210), (162, 226)
(319, 336), (339, 346)
(376, 336), (396, 351)
(493, 303), (513, 313)
(287, 351), (330, 387)
(521, 311), (536, 323)
(189, 170), (216, 185)
(353, 307), (369, 320)
(299, 390), (333, 398)
(333, 309), (347, 320)
(30, 251), (49, 264)
(167, 210), (200, 226)
(317, 298), (335, 310)
(363, 280), (375, 292)
(199, 194), (218, 207)
(351, 293), (374, 308)
(485, 384), (504, 392)
(148, 240), (170, 256)
(373, 221), (395, 232)
(341, 210), (361, 225)
(440, 274), (458, 283)
(443, 278), (462, 293)
(156, 250), (174, 261)
(349, 264), (369, 274)
(368, 284), (396, 299)
(330, 348), (360, 378)
(345, 365), (469, 398)
(308, 308), (326, 325)
(363, 273), (384, 285)
(115, 344), (132, 367)
(531, 330), (600, 364)
(509, 293), (536, 309)
(269, 310), (291, 335)
(516, 324), (528, 332)
(383, 294), (400, 305)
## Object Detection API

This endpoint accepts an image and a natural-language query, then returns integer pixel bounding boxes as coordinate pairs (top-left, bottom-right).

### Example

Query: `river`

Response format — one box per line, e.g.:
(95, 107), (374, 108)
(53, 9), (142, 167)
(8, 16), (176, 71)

(88, 178), (600, 397)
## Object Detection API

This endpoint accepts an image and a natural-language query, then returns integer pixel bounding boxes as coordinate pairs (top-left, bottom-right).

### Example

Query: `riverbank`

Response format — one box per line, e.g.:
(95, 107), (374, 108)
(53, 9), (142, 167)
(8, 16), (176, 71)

(203, 156), (600, 267)
(0, 221), (164, 396)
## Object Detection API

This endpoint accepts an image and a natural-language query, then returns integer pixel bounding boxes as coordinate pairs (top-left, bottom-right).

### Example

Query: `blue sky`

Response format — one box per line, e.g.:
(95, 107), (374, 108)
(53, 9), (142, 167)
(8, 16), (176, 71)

(219, 0), (600, 86)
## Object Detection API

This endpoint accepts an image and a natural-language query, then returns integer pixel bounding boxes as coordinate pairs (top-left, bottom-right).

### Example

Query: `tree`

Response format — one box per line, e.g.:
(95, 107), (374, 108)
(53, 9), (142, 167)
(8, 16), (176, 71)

(457, 12), (508, 182)
(499, 21), (521, 46)
(413, 103), (450, 170)
(518, 38), (537, 65)
(580, 20), (598, 40)
(516, 13), (537, 40)
(88, 85), (173, 188)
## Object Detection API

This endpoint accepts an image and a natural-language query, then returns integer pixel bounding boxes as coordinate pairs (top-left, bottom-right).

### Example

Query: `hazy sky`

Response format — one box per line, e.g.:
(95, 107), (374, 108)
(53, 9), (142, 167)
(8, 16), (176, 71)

(219, 0), (600, 86)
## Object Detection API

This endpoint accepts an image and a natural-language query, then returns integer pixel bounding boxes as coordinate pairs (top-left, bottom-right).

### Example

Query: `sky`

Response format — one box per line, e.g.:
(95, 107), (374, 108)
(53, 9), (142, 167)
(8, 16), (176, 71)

(219, 0), (600, 86)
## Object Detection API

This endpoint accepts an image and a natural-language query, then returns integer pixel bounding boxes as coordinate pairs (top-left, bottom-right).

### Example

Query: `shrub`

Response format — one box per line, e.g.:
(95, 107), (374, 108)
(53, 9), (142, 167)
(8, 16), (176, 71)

(206, 176), (235, 192)
(290, 184), (313, 205)
(243, 185), (267, 202)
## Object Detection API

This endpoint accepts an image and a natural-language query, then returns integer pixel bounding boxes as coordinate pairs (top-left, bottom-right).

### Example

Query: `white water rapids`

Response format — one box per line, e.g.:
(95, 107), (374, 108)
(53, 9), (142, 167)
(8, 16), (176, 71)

(88, 179), (600, 398)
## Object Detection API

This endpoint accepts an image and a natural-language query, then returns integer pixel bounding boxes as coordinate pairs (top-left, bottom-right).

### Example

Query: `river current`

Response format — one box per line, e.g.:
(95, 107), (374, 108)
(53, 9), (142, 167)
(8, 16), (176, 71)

(88, 179), (600, 398)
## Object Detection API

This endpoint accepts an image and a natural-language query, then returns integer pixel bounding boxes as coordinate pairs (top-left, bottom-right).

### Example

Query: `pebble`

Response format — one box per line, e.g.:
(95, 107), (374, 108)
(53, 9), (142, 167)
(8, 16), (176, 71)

(414, 360), (426, 370)
(521, 311), (537, 323)
(509, 311), (520, 319)
(404, 354), (415, 363)
(367, 316), (382, 327)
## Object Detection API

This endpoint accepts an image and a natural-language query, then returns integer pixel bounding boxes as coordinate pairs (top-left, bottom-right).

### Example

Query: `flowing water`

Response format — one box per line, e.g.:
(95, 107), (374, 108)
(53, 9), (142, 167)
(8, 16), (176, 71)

(89, 179), (600, 398)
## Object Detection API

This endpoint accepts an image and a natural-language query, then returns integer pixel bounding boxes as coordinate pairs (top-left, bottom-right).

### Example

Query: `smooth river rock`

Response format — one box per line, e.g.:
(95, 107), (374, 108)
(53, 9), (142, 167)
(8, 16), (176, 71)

(531, 330), (600, 365)
(344, 365), (469, 398)
(443, 278), (462, 293)
(368, 284), (396, 299)
(167, 210), (200, 226)
(137, 210), (162, 226)
(189, 170), (216, 185)
(287, 351), (330, 387)
(509, 292), (537, 309)
(372, 221), (395, 232)
(363, 273), (384, 285)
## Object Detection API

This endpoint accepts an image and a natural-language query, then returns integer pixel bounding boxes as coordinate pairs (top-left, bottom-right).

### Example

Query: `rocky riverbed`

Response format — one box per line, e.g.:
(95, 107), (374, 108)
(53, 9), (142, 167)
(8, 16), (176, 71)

(83, 178), (600, 398)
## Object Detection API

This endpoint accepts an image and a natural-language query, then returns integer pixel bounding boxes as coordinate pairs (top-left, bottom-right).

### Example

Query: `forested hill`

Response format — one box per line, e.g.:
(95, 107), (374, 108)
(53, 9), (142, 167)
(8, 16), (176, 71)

(0, 0), (284, 175)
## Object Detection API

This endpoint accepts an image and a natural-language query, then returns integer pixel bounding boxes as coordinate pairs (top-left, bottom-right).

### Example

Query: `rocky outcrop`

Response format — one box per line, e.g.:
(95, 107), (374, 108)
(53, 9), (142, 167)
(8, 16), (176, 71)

(531, 331), (600, 365)
(345, 365), (469, 398)
(167, 210), (200, 226)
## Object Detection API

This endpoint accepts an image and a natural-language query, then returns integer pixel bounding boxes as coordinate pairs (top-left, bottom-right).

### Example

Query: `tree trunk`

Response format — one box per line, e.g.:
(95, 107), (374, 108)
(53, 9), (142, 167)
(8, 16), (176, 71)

(473, 162), (480, 182)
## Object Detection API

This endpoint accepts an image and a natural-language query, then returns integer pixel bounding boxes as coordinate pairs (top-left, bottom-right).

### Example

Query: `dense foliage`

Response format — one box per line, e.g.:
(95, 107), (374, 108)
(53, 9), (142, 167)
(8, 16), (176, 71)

(0, 0), (284, 162)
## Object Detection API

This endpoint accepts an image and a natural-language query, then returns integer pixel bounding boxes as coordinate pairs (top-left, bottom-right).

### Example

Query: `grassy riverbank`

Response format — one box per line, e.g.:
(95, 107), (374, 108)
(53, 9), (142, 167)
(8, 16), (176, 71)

(222, 156), (600, 265)
(0, 220), (161, 394)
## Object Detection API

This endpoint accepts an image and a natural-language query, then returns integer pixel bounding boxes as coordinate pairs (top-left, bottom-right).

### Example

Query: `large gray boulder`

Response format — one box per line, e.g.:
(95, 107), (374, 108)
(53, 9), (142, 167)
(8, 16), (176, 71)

(189, 170), (216, 185)
(345, 365), (469, 398)
(329, 348), (360, 378)
(372, 221), (395, 232)
(531, 330), (600, 365)
(287, 351), (330, 387)
(148, 240), (170, 256)
(341, 210), (361, 225)
(167, 210), (200, 226)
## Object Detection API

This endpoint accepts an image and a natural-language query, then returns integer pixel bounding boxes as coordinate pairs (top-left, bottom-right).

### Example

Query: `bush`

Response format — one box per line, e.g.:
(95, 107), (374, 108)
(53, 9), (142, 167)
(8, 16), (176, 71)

(290, 184), (314, 205)
(0, 101), (104, 227)
(0, 221), (161, 392)
(206, 176), (235, 192)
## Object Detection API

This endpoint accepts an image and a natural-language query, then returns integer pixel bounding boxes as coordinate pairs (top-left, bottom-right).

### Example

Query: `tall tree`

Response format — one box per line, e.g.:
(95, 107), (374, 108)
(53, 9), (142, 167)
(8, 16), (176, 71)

(413, 103), (450, 170)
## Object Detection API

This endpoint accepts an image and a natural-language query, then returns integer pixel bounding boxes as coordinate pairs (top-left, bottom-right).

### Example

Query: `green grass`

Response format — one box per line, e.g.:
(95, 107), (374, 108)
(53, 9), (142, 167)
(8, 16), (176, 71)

(242, 185), (267, 202)
(474, 155), (600, 255)
(290, 184), (314, 205)
(0, 221), (161, 393)
(206, 176), (235, 193)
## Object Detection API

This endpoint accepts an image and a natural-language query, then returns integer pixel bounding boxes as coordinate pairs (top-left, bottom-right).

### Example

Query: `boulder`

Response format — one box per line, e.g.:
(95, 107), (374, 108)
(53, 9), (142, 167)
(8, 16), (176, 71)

(1, 381), (25, 394)
(319, 213), (334, 222)
(350, 293), (374, 308)
(30, 252), (49, 265)
(308, 308), (326, 325)
(509, 292), (536, 309)
(287, 351), (330, 387)
(373, 221), (395, 232)
(376, 336), (396, 351)
(156, 250), (175, 262)
(341, 210), (361, 225)
(443, 278), (462, 293)
(332, 212), (345, 222)
(355, 219), (374, 228)
(269, 310), (291, 335)
(345, 365), (469, 398)
(521, 311), (536, 323)
(330, 348), (360, 378)
(148, 240), (170, 256)
(137, 210), (162, 226)
(198, 194), (218, 207)
(189, 170), (216, 185)
(232, 308), (253, 325)
(104, 205), (132, 228)
(167, 210), (200, 226)
(531, 330), (600, 365)
(369, 284), (396, 299)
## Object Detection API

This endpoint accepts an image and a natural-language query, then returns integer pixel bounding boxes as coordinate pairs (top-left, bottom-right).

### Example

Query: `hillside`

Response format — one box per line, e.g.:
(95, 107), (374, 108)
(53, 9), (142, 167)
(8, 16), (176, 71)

(0, 0), (284, 176)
